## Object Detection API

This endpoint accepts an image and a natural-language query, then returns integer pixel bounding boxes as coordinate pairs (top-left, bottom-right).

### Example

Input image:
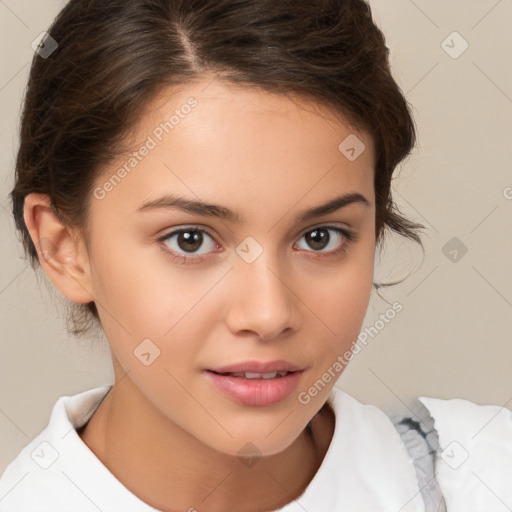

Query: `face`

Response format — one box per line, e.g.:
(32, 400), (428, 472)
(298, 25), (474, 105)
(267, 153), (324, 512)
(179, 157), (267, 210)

(83, 78), (376, 457)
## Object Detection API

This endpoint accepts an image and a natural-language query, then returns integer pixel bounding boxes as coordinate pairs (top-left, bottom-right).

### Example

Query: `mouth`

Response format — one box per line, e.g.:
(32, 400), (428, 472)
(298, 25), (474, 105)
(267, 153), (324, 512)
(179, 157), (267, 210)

(207, 370), (298, 379)
(207, 359), (305, 376)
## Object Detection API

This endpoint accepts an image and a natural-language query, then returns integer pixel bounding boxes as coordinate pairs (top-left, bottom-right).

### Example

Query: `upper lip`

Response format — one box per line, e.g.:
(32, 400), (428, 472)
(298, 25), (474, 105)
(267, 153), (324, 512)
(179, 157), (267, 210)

(207, 360), (305, 374)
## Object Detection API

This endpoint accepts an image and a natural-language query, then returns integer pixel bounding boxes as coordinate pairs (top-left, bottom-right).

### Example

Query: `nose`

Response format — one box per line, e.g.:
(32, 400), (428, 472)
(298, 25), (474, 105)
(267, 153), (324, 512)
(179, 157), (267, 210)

(224, 254), (301, 341)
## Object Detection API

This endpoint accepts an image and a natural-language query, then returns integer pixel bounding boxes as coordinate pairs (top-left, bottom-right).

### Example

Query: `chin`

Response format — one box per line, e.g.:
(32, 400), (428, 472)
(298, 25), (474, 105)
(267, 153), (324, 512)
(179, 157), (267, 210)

(206, 429), (302, 460)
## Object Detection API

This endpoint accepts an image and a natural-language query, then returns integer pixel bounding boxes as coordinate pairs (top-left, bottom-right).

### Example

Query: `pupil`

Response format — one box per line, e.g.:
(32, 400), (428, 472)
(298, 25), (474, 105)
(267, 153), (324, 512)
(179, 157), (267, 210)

(306, 229), (329, 250)
(178, 230), (202, 252)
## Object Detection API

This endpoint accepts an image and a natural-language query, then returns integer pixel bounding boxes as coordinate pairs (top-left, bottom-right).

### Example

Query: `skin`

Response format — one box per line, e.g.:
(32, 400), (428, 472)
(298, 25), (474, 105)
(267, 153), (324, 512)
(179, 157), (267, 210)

(24, 76), (376, 512)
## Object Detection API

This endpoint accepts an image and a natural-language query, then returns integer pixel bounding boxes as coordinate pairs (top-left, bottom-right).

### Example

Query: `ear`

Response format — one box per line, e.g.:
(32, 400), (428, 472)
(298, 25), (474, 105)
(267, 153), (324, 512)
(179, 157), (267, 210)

(23, 193), (94, 304)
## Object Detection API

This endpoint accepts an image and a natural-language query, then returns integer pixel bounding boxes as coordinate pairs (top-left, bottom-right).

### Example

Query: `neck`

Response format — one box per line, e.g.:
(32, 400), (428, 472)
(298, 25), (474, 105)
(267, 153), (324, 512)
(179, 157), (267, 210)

(78, 365), (334, 512)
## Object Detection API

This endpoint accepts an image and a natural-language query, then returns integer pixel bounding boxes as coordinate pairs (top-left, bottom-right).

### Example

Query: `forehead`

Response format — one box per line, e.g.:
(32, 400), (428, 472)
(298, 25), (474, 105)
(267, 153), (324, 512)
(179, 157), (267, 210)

(92, 77), (375, 219)
(135, 78), (373, 155)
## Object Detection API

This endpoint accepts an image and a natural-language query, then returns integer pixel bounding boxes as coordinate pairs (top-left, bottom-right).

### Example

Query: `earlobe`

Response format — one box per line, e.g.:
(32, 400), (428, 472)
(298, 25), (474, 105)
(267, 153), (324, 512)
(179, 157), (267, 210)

(23, 193), (94, 304)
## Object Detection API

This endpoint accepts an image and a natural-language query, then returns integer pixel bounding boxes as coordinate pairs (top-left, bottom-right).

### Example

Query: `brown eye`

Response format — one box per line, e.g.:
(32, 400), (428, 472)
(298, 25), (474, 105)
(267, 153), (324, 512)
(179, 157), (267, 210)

(295, 225), (356, 257)
(160, 227), (219, 257)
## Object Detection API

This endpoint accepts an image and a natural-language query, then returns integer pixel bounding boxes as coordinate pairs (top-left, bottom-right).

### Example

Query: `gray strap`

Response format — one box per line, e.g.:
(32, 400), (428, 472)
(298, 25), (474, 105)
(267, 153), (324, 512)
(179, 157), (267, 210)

(391, 399), (447, 512)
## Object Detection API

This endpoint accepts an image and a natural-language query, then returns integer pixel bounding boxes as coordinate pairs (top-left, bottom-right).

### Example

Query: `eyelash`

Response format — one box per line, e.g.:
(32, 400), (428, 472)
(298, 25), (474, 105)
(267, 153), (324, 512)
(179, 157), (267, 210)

(157, 225), (357, 265)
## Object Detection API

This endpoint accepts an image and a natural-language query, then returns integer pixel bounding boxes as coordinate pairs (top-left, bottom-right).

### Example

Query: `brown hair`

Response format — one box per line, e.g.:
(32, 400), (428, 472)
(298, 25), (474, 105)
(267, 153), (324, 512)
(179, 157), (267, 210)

(11, 0), (424, 336)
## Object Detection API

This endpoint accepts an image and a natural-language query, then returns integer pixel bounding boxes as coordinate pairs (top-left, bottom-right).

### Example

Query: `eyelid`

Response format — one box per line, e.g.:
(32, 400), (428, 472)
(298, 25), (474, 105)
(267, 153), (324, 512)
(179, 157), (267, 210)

(157, 222), (353, 244)
(296, 221), (353, 238)
(157, 224), (217, 241)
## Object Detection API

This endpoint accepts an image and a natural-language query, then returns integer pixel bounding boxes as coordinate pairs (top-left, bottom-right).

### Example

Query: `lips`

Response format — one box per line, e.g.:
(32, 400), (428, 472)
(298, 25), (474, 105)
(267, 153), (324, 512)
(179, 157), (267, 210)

(205, 368), (304, 406)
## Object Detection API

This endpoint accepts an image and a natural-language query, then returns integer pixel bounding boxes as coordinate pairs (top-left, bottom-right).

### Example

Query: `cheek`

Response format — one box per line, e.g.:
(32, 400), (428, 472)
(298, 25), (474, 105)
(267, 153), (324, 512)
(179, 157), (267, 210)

(87, 241), (212, 387)
(89, 235), (226, 345)
(306, 239), (375, 351)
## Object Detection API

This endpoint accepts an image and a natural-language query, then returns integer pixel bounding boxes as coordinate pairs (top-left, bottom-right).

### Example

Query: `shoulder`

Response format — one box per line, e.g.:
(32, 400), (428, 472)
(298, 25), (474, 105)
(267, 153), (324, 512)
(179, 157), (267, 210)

(0, 385), (154, 512)
(393, 394), (512, 512)
(319, 387), (427, 511)
(419, 395), (512, 511)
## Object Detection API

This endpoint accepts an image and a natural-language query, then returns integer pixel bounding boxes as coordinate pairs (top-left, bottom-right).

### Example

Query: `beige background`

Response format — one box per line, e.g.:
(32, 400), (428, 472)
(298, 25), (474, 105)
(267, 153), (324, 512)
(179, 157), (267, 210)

(1, 0), (511, 474)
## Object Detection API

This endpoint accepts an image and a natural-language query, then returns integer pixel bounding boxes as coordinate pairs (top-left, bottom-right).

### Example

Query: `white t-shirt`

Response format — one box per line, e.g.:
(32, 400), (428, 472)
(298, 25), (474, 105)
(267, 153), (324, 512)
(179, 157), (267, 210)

(0, 384), (511, 511)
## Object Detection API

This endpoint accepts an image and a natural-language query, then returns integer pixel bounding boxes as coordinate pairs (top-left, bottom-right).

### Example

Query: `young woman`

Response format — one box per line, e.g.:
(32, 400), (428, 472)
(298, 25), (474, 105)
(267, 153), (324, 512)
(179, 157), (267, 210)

(1, 0), (511, 511)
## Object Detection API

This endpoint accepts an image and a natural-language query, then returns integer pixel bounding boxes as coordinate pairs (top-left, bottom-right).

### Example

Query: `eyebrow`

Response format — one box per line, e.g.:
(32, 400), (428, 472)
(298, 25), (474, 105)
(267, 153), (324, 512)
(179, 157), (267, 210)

(137, 192), (370, 223)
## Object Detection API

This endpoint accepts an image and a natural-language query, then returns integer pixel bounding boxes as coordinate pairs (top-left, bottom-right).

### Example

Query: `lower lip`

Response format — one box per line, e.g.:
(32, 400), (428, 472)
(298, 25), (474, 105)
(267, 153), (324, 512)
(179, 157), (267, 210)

(204, 370), (304, 406)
